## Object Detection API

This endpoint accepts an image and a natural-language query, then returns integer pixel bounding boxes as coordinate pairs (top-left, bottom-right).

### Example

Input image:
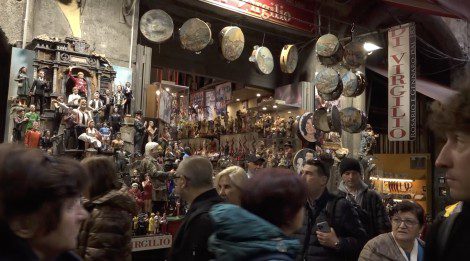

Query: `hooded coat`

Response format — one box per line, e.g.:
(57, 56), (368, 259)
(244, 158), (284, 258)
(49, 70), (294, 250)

(209, 204), (301, 261)
(77, 186), (137, 261)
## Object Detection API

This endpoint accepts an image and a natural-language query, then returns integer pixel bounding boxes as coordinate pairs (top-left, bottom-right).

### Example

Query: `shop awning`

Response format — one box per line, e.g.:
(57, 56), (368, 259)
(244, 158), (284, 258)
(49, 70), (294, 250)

(367, 65), (458, 103)
(381, 0), (468, 20)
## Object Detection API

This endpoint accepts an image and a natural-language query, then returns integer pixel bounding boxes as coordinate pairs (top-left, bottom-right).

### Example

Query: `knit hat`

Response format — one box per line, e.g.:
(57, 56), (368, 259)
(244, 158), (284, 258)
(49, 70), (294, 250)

(339, 157), (362, 175)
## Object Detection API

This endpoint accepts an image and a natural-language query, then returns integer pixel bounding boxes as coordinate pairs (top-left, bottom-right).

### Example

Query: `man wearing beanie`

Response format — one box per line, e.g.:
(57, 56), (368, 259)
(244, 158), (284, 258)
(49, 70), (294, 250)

(338, 157), (391, 239)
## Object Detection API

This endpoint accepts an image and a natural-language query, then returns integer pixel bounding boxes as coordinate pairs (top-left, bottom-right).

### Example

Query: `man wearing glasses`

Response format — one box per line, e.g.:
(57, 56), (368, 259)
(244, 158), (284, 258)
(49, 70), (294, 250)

(294, 159), (367, 261)
(168, 156), (223, 261)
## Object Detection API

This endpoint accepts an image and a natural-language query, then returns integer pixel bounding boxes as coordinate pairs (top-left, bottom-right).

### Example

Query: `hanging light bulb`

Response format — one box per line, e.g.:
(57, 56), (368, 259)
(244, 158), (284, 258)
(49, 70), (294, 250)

(156, 90), (161, 96)
(363, 42), (382, 52)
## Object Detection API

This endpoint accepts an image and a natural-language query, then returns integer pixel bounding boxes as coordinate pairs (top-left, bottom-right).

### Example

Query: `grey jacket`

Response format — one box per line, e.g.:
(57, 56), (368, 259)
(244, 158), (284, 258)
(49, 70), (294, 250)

(359, 232), (424, 261)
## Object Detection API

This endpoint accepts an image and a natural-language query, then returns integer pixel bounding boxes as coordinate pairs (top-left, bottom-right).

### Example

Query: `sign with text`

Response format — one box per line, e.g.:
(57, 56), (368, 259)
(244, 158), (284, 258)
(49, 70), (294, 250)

(131, 234), (172, 252)
(199, 0), (315, 33)
(387, 23), (416, 141)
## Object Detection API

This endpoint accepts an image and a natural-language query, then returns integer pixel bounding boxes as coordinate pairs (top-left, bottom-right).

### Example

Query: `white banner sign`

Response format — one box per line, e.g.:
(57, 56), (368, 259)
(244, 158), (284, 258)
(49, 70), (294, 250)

(131, 234), (172, 252)
(388, 23), (416, 141)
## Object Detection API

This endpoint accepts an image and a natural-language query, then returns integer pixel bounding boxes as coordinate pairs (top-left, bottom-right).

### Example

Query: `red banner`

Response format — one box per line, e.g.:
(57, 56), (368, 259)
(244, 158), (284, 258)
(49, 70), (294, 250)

(199, 0), (315, 34)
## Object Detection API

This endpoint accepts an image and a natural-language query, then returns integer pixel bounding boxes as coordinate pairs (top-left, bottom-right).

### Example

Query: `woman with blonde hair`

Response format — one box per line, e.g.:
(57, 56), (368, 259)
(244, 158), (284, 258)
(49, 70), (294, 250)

(214, 166), (248, 205)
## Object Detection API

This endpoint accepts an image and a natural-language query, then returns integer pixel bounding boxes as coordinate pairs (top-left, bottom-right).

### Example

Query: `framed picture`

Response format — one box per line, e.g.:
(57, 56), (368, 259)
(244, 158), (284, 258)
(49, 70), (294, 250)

(158, 89), (172, 124)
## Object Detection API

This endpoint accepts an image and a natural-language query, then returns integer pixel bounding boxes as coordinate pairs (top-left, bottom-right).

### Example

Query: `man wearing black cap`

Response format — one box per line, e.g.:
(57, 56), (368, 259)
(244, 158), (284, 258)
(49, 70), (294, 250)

(295, 158), (367, 261)
(337, 157), (391, 239)
(245, 154), (265, 178)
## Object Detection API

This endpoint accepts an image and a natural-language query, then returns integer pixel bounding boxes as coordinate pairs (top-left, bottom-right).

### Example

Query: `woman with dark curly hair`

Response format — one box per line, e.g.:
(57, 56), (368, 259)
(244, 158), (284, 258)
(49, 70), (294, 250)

(0, 144), (89, 260)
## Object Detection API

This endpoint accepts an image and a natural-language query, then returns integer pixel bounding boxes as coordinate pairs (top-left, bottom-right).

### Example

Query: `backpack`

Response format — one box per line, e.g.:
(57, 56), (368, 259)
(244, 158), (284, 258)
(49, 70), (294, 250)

(325, 196), (371, 238)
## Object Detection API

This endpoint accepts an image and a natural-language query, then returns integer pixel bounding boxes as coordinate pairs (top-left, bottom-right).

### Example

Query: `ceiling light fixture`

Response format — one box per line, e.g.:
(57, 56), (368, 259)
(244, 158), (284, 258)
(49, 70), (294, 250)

(180, 95), (184, 98)
(256, 93), (261, 97)
(363, 42), (382, 52)
(156, 90), (161, 96)
(236, 98), (240, 102)
(262, 107), (267, 111)
(165, 88), (170, 92)
(273, 105), (278, 109)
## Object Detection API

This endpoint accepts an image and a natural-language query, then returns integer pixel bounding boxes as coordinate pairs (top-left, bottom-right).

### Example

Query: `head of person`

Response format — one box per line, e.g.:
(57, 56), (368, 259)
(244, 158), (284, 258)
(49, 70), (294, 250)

(305, 151), (314, 161)
(44, 129), (51, 137)
(79, 98), (87, 109)
(390, 201), (425, 244)
(246, 154), (264, 172)
(174, 156), (214, 203)
(19, 66), (27, 74)
(113, 107), (119, 113)
(301, 159), (329, 199)
(38, 70), (45, 78)
(145, 142), (160, 159)
(241, 168), (307, 235)
(149, 120), (155, 127)
(17, 108), (24, 117)
(429, 84), (470, 201)
(77, 72), (84, 79)
(117, 85), (122, 92)
(125, 82), (131, 88)
(30, 105), (36, 112)
(80, 156), (119, 200)
(214, 166), (248, 205)
(32, 121), (40, 130)
(0, 144), (89, 259)
(87, 120), (94, 128)
(340, 157), (363, 190)
(93, 92), (100, 99)
(135, 111), (142, 120)
(72, 87), (78, 94)
(184, 147), (191, 156)
(284, 143), (294, 154)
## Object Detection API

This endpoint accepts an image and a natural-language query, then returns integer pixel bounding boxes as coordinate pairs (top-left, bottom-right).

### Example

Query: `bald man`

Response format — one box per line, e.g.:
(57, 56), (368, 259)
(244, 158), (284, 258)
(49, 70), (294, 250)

(169, 156), (222, 261)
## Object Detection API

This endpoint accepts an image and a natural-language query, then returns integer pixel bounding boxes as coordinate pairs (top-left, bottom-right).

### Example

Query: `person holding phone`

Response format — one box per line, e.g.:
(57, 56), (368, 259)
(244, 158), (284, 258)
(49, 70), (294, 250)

(294, 159), (368, 261)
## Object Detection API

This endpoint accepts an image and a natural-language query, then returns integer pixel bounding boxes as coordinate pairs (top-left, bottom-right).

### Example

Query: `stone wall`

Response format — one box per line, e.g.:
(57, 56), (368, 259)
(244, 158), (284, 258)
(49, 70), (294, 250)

(0, 0), (137, 67)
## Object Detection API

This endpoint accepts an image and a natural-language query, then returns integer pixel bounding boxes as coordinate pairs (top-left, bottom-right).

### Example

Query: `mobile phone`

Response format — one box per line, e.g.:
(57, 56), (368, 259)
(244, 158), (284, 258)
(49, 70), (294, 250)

(317, 221), (331, 233)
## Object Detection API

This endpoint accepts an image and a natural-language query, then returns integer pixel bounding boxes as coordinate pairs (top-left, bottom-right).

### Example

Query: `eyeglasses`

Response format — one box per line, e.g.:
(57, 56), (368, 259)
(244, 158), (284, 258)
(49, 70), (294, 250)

(392, 217), (419, 227)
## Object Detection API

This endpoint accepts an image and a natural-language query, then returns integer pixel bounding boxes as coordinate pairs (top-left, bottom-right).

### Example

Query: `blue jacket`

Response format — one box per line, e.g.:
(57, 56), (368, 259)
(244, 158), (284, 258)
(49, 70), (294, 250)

(209, 204), (301, 261)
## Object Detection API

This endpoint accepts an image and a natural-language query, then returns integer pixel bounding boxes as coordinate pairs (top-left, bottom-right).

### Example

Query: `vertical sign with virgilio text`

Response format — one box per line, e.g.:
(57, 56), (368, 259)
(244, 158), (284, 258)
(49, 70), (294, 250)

(388, 23), (416, 141)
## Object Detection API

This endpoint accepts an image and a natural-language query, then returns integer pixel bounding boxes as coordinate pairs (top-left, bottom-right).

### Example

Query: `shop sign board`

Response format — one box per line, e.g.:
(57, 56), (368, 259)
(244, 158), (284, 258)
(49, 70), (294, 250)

(131, 234), (172, 252)
(198, 0), (315, 33)
(387, 23), (416, 141)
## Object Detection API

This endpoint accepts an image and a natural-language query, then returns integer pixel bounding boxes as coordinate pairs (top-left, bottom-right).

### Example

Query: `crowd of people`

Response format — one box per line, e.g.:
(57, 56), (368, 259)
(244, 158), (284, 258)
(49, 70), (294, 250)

(0, 84), (468, 261)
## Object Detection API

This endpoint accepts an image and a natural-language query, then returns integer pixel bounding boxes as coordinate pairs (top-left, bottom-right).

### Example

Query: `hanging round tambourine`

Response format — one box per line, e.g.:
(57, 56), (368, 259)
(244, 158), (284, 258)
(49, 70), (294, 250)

(340, 107), (368, 133)
(297, 112), (316, 143)
(280, 44), (298, 74)
(219, 26), (245, 62)
(179, 18), (212, 52)
(342, 70), (367, 97)
(343, 41), (367, 69)
(313, 106), (341, 133)
(315, 68), (343, 97)
(249, 45), (274, 75)
(293, 148), (318, 175)
(315, 33), (344, 66)
(139, 9), (174, 43)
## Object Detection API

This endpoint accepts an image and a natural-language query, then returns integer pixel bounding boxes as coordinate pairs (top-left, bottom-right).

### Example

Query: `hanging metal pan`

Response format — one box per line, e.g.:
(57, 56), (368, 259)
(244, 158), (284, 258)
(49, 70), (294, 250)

(280, 44), (299, 74)
(315, 67), (342, 95)
(219, 26), (245, 62)
(343, 41), (367, 69)
(179, 18), (212, 52)
(249, 45), (274, 75)
(140, 9), (174, 43)
(340, 107), (367, 133)
(316, 33), (344, 66)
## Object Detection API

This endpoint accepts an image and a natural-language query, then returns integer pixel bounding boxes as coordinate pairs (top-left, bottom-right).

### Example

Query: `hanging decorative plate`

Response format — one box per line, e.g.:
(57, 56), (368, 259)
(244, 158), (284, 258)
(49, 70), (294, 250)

(219, 26), (245, 62)
(340, 107), (368, 133)
(343, 41), (367, 69)
(179, 18), (212, 52)
(316, 33), (344, 66)
(293, 148), (318, 175)
(280, 44), (299, 74)
(249, 46), (274, 75)
(140, 9), (174, 43)
(297, 112), (316, 143)
(313, 106), (341, 132)
(315, 67), (342, 95)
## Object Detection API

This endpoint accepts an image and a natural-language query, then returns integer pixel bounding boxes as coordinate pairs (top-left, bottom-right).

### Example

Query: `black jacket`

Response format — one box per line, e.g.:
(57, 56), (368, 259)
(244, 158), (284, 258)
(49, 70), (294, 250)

(425, 201), (469, 261)
(168, 188), (223, 261)
(294, 189), (368, 261)
(0, 222), (81, 261)
(30, 78), (49, 96)
(338, 188), (391, 239)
